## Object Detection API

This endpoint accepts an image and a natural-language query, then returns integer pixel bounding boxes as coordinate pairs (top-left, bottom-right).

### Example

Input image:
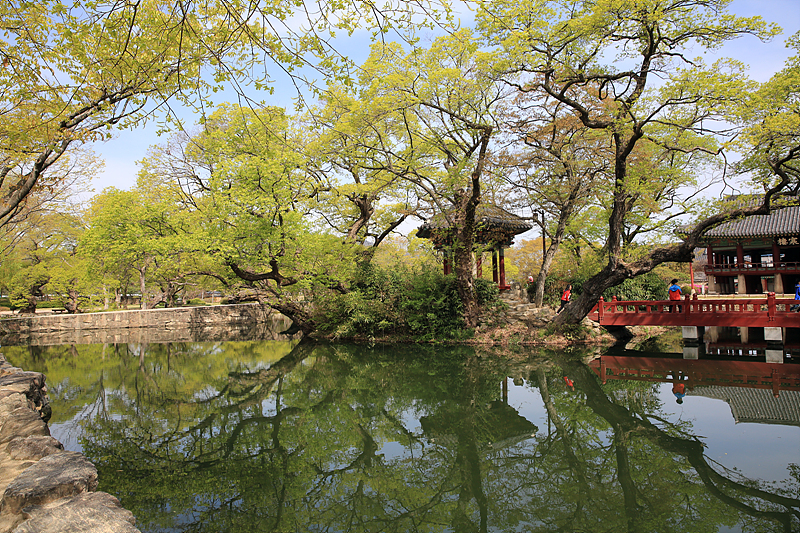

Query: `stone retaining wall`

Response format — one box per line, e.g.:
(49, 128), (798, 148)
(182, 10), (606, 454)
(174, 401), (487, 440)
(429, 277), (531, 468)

(0, 303), (263, 333)
(0, 304), (272, 346)
(0, 354), (139, 533)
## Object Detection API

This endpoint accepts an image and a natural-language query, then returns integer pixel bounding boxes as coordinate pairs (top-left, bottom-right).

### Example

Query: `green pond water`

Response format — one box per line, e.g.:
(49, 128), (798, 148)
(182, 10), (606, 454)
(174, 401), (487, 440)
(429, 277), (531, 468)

(2, 335), (799, 533)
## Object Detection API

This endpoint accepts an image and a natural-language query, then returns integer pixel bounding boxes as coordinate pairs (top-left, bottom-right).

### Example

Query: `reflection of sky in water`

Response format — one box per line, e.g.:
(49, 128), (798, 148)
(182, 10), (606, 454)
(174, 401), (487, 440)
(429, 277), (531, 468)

(506, 377), (799, 488)
(662, 388), (800, 485)
(49, 421), (83, 454)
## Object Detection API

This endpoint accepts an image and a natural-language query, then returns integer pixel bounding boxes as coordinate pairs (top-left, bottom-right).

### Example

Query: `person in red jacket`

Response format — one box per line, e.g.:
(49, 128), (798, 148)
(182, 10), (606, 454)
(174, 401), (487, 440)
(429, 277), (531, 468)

(557, 284), (572, 314)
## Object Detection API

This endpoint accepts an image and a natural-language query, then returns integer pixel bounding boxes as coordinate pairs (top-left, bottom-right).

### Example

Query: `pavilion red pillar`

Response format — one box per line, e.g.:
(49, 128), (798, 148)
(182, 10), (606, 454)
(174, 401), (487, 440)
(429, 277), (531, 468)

(476, 253), (483, 278)
(772, 240), (785, 294)
(499, 247), (509, 290)
(492, 250), (498, 283)
(443, 253), (451, 275)
(736, 243), (745, 265)
(772, 240), (782, 267)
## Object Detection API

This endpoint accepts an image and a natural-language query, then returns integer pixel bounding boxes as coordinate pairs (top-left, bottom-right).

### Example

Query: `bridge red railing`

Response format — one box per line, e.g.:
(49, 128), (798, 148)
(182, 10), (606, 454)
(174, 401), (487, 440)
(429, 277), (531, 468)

(588, 293), (800, 328)
(588, 355), (800, 395)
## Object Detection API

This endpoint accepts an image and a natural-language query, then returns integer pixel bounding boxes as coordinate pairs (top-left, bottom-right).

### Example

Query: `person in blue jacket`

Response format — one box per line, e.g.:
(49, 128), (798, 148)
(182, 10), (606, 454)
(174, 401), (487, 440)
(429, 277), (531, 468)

(668, 279), (682, 312)
(792, 281), (800, 312)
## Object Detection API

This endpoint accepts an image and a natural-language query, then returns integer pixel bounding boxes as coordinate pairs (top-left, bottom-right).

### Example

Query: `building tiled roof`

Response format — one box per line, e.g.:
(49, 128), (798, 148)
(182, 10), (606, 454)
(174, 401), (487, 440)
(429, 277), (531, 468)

(417, 204), (533, 239)
(690, 386), (800, 426)
(702, 206), (800, 239)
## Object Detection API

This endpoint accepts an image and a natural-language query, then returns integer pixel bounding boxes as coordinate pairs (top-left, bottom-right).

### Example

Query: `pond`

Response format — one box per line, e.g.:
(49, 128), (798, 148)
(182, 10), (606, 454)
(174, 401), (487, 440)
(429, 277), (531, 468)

(2, 334), (799, 533)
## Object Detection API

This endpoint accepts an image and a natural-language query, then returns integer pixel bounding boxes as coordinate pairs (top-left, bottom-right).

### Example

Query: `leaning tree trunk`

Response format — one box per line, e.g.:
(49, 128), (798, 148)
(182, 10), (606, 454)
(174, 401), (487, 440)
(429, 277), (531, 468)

(532, 215), (571, 307)
(532, 187), (580, 307)
(552, 197), (775, 326)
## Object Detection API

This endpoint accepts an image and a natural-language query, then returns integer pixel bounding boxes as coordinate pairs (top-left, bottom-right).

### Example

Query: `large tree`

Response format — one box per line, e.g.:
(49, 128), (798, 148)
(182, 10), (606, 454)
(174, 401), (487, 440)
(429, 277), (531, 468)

(338, 29), (507, 327)
(476, 0), (787, 323)
(0, 0), (448, 229)
(497, 94), (612, 305)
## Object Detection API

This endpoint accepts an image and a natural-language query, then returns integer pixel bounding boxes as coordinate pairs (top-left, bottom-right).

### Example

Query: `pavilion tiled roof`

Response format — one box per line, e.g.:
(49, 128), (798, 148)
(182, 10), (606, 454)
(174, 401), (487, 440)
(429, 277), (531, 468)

(417, 204), (532, 239)
(702, 205), (800, 240)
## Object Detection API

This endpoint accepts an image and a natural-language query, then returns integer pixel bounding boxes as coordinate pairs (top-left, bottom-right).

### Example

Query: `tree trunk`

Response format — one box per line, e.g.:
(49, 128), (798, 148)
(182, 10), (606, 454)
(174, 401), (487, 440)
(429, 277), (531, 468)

(532, 212), (571, 307)
(18, 295), (38, 315)
(553, 198), (773, 325)
(139, 268), (148, 310)
(450, 131), (490, 329)
(64, 289), (80, 314)
(451, 189), (480, 328)
(267, 300), (316, 336)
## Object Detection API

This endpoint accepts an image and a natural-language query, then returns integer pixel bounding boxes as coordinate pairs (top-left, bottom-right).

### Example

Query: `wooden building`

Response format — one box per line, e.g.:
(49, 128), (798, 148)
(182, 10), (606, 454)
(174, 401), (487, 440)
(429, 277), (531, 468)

(701, 205), (800, 296)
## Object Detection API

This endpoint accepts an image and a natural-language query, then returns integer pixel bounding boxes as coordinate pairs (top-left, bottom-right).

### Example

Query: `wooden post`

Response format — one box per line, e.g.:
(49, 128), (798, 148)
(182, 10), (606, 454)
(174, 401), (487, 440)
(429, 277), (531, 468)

(767, 292), (776, 321)
(476, 254), (482, 278)
(684, 293), (690, 321)
(772, 240), (782, 268)
(598, 297), (605, 322)
(492, 250), (498, 284)
(499, 247), (508, 290)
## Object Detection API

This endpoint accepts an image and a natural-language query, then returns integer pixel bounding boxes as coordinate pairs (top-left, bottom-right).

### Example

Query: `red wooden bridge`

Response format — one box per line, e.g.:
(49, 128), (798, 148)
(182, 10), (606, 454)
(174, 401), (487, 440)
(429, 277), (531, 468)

(588, 293), (800, 328)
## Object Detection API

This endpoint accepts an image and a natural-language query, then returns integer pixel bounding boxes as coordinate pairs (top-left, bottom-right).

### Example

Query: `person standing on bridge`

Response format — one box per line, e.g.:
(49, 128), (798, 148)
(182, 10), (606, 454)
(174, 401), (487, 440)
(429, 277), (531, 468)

(672, 381), (686, 404)
(668, 279), (682, 312)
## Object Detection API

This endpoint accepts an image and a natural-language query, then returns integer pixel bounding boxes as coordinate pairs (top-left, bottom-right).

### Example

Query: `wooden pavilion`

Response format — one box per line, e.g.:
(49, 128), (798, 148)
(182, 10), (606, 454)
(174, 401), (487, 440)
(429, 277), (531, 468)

(416, 205), (532, 290)
(701, 204), (800, 295)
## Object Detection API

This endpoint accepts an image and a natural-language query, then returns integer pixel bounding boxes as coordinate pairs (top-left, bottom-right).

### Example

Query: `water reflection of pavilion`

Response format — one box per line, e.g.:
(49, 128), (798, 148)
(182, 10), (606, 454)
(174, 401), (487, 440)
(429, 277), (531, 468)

(589, 354), (800, 411)
(689, 386), (800, 427)
(420, 400), (539, 451)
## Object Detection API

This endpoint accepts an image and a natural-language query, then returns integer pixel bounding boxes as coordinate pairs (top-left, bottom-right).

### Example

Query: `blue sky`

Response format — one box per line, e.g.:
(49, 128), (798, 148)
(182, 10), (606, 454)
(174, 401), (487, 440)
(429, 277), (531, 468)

(90, 0), (800, 195)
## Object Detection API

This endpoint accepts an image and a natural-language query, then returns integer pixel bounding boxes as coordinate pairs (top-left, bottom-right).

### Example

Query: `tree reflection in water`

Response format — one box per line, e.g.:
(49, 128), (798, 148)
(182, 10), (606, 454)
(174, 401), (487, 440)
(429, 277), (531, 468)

(4, 340), (799, 532)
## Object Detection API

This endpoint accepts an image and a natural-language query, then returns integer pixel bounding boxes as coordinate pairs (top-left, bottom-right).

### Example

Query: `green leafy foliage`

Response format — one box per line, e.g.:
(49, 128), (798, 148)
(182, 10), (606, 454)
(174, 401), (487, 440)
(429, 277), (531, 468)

(315, 263), (500, 340)
(601, 271), (670, 301)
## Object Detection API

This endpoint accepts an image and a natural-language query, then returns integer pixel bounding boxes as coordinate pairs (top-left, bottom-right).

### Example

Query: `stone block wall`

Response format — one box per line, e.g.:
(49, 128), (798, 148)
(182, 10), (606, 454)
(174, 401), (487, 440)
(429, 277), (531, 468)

(0, 355), (140, 533)
(0, 304), (280, 346)
(0, 303), (263, 334)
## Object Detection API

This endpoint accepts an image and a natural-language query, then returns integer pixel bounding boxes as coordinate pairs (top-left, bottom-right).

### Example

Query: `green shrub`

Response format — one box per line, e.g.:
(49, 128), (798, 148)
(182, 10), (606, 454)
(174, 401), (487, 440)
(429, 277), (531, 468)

(601, 271), (669, 301)
(186, 298), (210, 306)
(314, 263), (499, 341)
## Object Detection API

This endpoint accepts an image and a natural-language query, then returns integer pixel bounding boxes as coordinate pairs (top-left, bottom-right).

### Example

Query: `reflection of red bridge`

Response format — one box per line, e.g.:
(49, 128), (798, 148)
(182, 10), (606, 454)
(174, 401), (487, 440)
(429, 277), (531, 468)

(588, 294), (800, 328)
(588, 355), (800, 395)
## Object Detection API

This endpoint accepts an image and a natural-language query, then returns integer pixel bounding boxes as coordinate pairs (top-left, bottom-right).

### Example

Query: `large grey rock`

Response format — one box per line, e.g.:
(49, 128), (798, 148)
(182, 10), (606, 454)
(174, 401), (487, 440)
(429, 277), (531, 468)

(6, 437), (63, 461)
(0, 394), (28, 417)
(0, 374), (46, 401)
(0, 407), (49, 445)
(13, 492), (140, 533)
(0, 373), (50, 423)
(1, 452), (98, 515)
